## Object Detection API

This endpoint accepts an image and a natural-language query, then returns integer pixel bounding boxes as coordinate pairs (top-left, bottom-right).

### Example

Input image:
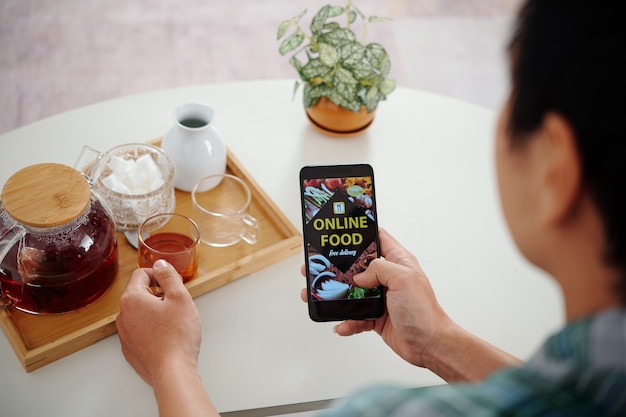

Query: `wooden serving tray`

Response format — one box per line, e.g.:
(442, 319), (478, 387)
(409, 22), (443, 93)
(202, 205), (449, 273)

(0, 146), (302, 372)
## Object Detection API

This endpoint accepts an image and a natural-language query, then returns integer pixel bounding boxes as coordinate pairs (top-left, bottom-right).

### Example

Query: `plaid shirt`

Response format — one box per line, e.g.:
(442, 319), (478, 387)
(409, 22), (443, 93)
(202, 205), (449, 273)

(321, 308), (626, 416)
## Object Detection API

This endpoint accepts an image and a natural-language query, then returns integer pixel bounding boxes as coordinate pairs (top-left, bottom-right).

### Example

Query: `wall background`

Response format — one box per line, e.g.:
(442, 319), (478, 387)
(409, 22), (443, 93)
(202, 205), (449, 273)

(0, 0), (522, 135)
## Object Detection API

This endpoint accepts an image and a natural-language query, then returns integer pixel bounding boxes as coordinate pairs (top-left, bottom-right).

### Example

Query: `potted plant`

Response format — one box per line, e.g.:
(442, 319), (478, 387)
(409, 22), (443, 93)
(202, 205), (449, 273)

(277, 1), (396, 136)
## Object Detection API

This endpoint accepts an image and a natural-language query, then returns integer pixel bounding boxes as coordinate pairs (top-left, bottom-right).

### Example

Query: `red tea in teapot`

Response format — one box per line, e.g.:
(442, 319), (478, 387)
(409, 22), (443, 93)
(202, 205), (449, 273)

(1, 163), (119, 314)
(0, 200), (118, 314)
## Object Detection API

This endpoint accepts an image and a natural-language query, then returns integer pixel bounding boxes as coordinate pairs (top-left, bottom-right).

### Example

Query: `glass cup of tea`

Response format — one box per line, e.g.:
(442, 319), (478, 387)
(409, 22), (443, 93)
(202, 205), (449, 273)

(191, 174), (259, 247)
(137, 213), (200, 283)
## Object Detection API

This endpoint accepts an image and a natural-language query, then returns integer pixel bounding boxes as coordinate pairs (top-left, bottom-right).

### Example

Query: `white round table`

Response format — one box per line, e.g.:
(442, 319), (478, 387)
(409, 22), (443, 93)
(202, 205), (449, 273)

(0, 80), (563, 416)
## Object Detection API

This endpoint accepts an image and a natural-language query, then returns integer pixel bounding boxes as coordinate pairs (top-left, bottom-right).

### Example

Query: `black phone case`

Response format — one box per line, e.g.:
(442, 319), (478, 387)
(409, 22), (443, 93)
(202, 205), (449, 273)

(299, 164), (384, 322)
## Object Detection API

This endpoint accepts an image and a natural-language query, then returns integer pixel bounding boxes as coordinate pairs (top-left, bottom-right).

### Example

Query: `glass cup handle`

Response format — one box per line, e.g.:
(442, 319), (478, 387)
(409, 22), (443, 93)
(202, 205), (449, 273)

(240, 214), (259, 245)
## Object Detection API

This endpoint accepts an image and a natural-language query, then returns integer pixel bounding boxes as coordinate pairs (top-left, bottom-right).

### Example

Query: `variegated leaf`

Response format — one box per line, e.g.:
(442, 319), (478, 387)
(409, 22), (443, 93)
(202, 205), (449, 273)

(366, 43), (391, 76)
(303, 83), (332, 108)
(277, 19), (292, 40)
(320, 28), (356, 47)
(310, 6), (328, 35)
(350, 62), (374, 80)
(365, 85), (380, 112)
(348, 10), (357, 24)
(301, 58), (331, 79)
(335, 67), (358, 85)
(380, 79), (396, 96)
(333, 84), (361, 112)
(311, 5), (342, 35)
(279, 32), (305, 56)
(289, 55), (303, 71)
(340, 42), (366, 67)
(319, 43), (339, 67)
(323, 22), (341, 31)
(326, 5), (345, 18)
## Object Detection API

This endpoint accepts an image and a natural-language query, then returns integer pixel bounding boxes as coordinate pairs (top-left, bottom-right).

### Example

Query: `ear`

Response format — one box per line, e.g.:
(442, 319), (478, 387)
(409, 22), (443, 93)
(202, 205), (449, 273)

(538, 112), (583, 227)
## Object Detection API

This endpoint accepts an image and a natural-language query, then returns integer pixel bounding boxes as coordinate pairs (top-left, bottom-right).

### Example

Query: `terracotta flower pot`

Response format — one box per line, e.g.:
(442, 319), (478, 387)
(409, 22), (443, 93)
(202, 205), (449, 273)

(305, 96), (376, 137)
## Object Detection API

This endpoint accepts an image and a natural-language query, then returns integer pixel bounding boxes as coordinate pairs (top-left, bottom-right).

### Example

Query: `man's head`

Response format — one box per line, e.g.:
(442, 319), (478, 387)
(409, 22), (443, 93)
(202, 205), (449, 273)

(498, 0), (625, 303)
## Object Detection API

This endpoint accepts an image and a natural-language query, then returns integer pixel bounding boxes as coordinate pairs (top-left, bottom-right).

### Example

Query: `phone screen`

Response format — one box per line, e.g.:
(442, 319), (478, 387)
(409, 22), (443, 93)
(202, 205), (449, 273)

(300, 164), (384, 321)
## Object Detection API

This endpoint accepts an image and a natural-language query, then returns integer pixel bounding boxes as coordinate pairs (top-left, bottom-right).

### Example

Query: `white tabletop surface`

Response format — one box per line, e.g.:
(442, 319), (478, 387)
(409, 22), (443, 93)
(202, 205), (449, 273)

(0, 80), (564, 415)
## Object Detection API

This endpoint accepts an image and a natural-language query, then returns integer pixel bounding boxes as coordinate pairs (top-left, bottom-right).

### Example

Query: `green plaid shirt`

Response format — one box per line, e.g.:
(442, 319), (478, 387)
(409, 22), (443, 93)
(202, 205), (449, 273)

(321, 308), (626, 416)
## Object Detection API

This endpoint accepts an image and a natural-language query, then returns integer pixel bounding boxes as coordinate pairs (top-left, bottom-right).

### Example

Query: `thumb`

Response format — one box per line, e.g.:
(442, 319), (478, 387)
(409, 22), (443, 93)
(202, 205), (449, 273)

(353, 257), (406, 290)
(152, 259), (186, 294)
(353, 258), (385, 289)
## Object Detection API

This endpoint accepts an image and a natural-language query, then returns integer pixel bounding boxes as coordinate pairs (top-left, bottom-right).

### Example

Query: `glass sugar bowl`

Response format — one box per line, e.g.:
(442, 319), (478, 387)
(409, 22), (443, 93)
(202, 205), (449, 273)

(0, 163), (118, 314)
(78, 143), (176, 231)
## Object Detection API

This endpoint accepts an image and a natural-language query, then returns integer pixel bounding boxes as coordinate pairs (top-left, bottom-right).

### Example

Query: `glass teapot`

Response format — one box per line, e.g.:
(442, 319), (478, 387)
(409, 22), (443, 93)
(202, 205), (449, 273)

(0, 163), (118, 314)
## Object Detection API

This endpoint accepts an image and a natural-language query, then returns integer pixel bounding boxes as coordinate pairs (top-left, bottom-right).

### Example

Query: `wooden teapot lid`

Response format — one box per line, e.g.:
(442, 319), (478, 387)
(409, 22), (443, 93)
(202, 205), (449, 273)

(2, 163), (91, 228)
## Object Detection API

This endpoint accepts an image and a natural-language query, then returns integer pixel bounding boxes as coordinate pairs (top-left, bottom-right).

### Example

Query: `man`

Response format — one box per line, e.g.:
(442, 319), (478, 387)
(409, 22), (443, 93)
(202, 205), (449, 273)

(116, 0), (626, 415)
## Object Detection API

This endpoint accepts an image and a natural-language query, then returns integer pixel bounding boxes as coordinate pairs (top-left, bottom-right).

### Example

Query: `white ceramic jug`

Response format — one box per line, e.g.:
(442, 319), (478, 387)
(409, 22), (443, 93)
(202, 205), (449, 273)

(161, 102), (227, 192)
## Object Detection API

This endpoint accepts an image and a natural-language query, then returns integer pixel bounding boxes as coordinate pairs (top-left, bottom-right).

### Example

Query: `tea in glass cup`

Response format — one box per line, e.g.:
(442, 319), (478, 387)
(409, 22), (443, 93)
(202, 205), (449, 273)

(137, 213), (200, 283)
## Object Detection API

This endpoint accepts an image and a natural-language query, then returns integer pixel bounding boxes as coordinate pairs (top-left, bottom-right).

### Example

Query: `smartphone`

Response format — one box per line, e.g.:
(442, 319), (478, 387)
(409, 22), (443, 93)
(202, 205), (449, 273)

(299, 164), (384, 322)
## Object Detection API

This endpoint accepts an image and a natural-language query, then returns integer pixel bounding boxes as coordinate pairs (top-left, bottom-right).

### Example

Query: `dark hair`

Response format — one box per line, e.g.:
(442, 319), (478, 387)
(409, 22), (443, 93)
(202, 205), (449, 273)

(507, 0), (626, 303)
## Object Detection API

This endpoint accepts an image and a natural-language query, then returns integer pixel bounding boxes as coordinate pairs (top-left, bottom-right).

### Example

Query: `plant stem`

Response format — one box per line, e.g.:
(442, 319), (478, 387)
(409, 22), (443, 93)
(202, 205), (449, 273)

(296, 25), (312, 43)
(360, 24), (370, 44)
